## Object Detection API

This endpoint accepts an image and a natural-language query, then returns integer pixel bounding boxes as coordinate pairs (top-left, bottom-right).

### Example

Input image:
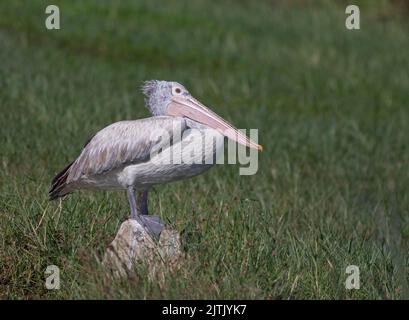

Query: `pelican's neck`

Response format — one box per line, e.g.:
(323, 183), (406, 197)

(185, 118), (207, 130)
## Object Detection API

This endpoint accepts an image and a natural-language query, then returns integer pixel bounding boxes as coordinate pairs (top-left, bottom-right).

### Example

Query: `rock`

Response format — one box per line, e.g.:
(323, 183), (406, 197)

(102, 219), (184, 280)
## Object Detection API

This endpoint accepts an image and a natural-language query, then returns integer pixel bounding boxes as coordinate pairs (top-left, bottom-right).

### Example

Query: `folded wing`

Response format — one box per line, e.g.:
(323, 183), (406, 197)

(49, 116), (186, 199)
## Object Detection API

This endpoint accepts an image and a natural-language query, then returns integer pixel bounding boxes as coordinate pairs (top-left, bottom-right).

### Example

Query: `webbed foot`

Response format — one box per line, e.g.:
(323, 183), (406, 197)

(133, 215), (165, 240)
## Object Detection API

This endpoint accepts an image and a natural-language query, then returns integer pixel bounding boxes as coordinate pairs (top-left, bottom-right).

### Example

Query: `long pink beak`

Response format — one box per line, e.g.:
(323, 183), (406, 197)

(166, 95), (263, 151)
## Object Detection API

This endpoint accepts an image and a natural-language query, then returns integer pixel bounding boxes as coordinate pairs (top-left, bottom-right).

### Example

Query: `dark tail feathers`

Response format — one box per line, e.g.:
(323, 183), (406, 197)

(49, 161), (74, 200)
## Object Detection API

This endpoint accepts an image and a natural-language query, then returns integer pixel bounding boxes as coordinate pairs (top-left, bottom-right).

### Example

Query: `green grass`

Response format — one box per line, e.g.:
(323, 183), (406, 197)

(1, 0), (409, 299)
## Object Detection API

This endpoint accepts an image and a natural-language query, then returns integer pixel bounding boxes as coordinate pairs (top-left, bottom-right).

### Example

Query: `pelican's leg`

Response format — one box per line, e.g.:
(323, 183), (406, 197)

(139, 189), (149, 215)
(138, 189), (165, 238)
(128, 187), (164, 240)
(127, 186), (138, 219)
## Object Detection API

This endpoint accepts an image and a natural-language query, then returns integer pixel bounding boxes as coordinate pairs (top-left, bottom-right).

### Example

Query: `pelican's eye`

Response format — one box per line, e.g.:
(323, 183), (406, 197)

(172, 87), (182, 95)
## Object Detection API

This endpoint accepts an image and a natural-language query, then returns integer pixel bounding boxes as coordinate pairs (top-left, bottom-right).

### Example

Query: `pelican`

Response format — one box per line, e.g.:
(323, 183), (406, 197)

(49, 80), (262, 238)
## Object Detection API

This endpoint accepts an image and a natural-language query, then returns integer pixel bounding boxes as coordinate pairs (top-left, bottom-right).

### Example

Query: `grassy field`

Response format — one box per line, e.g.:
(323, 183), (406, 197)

(1, 0), (409, 299)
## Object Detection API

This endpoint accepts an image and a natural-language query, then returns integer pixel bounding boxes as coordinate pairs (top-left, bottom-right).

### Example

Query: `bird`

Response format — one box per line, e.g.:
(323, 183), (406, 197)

(49, 80), (262, 239)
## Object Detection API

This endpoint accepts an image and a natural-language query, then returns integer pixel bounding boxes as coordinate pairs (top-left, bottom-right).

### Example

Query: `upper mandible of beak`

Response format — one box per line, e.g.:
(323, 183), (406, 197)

(166, 95), (263, 151)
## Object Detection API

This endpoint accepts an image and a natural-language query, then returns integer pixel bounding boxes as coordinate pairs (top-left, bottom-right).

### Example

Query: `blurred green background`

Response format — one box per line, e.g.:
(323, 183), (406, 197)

(0, 0), (408, 299)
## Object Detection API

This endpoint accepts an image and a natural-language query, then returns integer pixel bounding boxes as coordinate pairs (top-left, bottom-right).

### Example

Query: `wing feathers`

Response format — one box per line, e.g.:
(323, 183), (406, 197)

(66, 116), (186, 184)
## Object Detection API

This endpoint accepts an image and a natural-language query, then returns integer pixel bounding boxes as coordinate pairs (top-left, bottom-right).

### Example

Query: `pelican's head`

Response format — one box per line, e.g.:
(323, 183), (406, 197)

(142, 80), (262, 151)
(142, 80), (190, 116)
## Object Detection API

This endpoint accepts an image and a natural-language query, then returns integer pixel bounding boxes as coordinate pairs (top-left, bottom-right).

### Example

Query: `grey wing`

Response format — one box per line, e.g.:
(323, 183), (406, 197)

(66, 116), (187, 183)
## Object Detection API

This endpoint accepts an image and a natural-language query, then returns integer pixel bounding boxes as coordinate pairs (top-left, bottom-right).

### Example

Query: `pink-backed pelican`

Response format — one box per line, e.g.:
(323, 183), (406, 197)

(49, 81), (262, 238)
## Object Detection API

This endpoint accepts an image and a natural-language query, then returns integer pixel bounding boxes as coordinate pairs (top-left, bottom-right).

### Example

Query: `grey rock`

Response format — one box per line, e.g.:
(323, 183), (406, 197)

(102, 219), (184, 279)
